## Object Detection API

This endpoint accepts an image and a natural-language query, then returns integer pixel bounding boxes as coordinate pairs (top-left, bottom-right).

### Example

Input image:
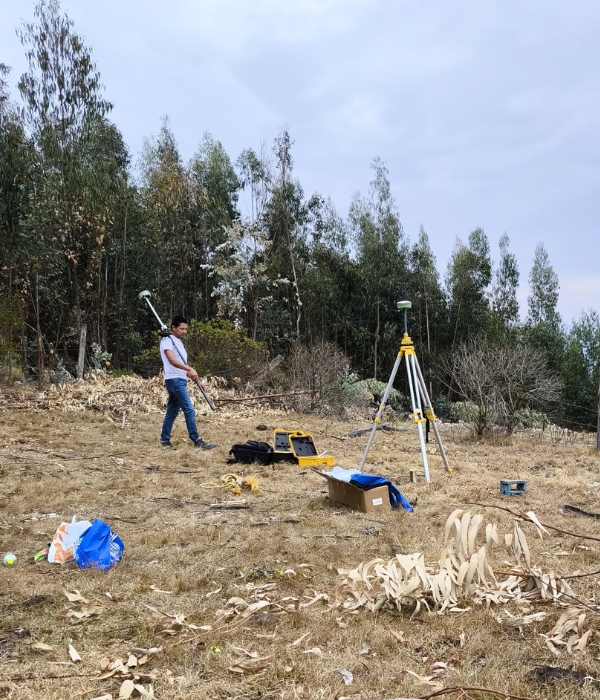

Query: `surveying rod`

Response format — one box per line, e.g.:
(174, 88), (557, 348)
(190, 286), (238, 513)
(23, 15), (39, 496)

(138, 290), (215, 411)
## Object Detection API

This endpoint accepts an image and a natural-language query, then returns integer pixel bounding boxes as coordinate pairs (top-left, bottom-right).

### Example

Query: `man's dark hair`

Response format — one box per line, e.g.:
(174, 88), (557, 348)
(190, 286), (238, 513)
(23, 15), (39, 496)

(171, 315), (188, 328)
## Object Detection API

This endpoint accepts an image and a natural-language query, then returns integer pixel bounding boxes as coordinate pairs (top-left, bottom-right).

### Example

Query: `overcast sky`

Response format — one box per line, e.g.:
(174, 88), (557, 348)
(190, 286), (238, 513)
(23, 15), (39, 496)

(1, 0), (598, 324)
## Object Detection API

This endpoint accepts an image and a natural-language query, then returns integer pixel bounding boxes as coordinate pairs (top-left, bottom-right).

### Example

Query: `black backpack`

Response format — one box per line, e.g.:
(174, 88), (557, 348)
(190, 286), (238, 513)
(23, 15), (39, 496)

(228, 440), (274, 465)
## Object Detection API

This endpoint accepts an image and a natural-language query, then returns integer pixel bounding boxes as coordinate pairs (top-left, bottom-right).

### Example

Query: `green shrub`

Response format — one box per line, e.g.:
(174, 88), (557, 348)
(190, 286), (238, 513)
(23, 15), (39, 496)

(91, 342), (112, 372)
(448, 400), (480, 424)
(354, 378), (407, 411)
(133, 331), (162, 376)
(133, 321), (268, 383)
(433, 395), (450, 420)
(514, 407), (549, 430)
(52, 359), (73, 384)
(111, 369), (136, 378)
(186, 319), (268, 383)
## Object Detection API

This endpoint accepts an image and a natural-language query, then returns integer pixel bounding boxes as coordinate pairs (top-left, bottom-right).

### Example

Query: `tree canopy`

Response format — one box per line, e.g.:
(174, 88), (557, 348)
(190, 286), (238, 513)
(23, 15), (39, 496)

(1, 0), (598, 435)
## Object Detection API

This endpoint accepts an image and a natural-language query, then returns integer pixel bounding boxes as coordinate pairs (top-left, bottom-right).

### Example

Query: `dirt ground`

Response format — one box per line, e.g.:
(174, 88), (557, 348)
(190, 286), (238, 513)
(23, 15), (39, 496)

(1, 393), (600, 700)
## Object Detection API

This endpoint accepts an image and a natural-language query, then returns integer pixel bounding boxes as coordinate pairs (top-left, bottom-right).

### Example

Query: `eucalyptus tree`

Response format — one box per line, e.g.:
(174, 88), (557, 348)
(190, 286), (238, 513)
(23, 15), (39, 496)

(561, 310), (600, 429)
(139, 118), (203, 319)
(296, 194), (358, 348)
(210, 219), (281, 336)
(0, 63), (31, 295)
(189, 132), (240, 317)
(17, 0), (127, 357)
(0, 63), (10, 111)
(0, 64), (33, 380)
(490, 233), (520, 336)
(408, 226), (447, 368)
(524, 242), (564, 374)
(261, 128), (308, 345)
(237, 144), (272, 221)
(446, 228), (492, 349)
(527, 242), (560, 326)
(350, 157), (408, 379)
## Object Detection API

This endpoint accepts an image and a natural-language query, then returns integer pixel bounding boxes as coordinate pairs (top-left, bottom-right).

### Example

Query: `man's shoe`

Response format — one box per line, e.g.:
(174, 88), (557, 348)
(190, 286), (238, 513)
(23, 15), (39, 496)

(160, 440), (177, 450)
(195, 438), (216, 450)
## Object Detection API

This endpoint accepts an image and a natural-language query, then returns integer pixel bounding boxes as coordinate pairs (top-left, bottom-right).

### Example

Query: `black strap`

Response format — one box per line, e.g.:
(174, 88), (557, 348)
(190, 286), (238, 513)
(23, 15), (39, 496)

(165, 334), (187, 368)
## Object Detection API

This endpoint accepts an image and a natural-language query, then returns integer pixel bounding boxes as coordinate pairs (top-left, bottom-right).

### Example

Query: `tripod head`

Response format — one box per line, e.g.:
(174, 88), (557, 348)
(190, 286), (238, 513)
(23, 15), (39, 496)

(397, 300), (412, 335)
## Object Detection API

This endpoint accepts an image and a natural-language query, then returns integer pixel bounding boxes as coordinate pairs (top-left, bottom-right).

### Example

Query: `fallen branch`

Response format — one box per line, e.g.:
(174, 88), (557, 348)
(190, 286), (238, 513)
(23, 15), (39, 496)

(54, 452), (128, 461)
(250, 518), (301, 526)
(492, 570), (599, 613)
(0, 673), (89, 682)
(421, 687), (535, 700)
(209, 500), (250, 510)
(214, 390), (312, 404)
(496, 565), (600, 581)
(347, 423), (414, 437)
(471, 502), (600, 543)
(561, 568), (600, 580)
(564, 504), (600, 519)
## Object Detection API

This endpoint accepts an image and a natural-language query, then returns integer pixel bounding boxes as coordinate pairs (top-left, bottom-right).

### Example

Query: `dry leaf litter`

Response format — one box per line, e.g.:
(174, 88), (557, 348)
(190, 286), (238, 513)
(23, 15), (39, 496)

(0, 374), (288, 420)
(332, 509), (589, 638)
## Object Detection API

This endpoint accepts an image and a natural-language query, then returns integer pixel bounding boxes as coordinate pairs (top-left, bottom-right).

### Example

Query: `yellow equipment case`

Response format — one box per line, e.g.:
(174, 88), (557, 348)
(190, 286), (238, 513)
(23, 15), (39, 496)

(273, 429), (335, 467)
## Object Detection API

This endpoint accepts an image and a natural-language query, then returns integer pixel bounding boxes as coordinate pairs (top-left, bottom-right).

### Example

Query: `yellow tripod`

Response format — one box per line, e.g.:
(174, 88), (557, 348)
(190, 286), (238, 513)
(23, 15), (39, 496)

(358, 301), (451, 482)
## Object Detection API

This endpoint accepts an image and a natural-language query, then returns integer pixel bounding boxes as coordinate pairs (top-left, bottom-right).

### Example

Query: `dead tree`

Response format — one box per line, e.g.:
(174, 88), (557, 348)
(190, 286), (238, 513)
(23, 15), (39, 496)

(449, 340), (562, 436)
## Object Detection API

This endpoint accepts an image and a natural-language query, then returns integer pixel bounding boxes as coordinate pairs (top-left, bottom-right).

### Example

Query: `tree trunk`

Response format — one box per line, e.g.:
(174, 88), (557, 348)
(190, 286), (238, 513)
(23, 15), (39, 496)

(119, 202), (128, 307)
(374, 296), (380, 380)
(447, 290), (464, 401)
(22, 334), (27, 379)
(285, 231), (302, 341)
(77, 324), (87, 380)
(102, 254), (108, 349)
(35, 273), (44, 387)
(7, 249), (13, 383)
(597, 373), (600, 453)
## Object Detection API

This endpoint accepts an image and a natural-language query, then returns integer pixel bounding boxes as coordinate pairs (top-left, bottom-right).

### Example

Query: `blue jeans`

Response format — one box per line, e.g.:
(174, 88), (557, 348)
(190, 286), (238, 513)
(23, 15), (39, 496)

(160, 378), (200, 443)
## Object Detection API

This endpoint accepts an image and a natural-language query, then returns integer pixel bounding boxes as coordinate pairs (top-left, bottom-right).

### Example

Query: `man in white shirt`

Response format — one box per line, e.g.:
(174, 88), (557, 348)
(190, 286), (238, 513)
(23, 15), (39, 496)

(159, 316), (216, 450)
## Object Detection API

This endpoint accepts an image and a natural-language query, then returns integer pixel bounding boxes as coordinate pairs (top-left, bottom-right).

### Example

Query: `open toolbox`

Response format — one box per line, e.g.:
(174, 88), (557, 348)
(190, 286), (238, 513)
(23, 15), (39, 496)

(273, 429), (335, 467)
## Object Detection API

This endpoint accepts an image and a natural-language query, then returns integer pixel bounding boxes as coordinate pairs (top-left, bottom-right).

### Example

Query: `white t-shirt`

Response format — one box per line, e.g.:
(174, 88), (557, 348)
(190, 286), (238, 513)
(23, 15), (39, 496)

(160, 335), (188, 380)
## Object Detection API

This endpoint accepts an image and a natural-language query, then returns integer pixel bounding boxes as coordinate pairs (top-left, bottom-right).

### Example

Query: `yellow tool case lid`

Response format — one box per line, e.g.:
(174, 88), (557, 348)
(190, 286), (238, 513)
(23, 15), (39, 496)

(289, 431), (335, 467)
(273, 429), (335, 466)
(273, 429), (293, 453)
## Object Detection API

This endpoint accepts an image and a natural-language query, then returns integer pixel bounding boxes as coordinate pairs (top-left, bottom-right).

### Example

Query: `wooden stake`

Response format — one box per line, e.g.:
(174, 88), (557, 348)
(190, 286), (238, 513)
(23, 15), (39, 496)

(215, 390), (312, 404)
(76, 324), (87, 380)
(409, 469), (417, 483)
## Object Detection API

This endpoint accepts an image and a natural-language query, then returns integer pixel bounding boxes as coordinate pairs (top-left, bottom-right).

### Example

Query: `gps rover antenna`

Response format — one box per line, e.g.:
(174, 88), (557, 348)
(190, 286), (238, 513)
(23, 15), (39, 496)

(138, 290), (168, 332)
(138, 290), (215, 411)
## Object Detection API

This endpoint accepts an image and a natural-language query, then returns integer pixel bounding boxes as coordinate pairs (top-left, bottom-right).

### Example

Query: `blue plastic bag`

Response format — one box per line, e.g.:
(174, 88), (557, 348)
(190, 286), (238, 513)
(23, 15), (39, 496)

(74, 519), (124, 571)
(350, 473), (413, 512)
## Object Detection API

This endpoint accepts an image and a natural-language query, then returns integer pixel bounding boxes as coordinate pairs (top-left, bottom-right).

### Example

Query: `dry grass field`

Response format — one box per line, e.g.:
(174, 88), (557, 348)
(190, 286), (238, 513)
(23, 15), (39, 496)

(1, 382), (600, 700)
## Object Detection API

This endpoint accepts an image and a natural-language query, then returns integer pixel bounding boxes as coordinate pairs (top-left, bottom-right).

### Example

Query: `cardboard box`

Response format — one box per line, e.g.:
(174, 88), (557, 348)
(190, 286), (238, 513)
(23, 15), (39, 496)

(323, 474), (390, 513)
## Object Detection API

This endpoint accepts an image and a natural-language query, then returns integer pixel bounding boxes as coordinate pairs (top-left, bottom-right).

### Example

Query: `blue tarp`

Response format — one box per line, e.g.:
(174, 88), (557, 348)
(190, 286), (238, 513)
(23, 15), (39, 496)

(323, 467), (413, 512)
(350, 473), (413, 512)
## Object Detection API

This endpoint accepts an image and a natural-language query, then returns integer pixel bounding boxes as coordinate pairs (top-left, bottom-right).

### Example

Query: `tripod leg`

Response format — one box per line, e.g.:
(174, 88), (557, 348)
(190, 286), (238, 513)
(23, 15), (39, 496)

(358, 353), (403, 471)
(413, 358), (451, 473)
(406, 354), (430, 482)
